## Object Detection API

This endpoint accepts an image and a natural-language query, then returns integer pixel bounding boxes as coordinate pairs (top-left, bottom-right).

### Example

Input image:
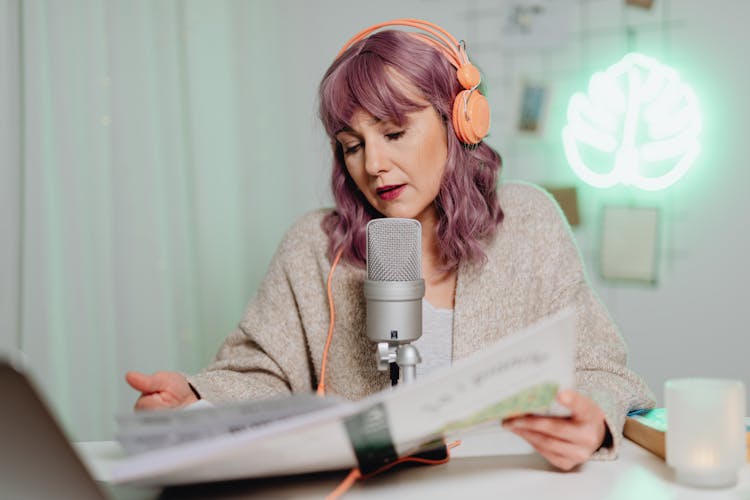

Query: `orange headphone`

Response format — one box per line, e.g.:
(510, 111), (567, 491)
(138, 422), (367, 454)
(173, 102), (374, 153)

(337, 18), (490, 145)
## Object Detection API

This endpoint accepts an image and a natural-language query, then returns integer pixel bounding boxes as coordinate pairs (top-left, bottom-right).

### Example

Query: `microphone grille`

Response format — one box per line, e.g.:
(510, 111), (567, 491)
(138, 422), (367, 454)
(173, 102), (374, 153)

(366, 218), (422, 281)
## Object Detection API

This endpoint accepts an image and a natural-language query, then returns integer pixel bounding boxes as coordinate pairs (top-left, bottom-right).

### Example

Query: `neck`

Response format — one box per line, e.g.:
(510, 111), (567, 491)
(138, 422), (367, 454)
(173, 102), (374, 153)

(420, 218), (457, 309)
(419, 210), (439, 265)
(420, 218), (453, 283)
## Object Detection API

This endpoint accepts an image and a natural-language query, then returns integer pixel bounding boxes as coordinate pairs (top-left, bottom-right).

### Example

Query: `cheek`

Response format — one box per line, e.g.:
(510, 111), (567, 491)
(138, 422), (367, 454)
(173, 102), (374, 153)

(344, 160), (361, 183)
(420, 144), (448, 191)
(344, 161), (369, 193)
(429, 165), (447, 195)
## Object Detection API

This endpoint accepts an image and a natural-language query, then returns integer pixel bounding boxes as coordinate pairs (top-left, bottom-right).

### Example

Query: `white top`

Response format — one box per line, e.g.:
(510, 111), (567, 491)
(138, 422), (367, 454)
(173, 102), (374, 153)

(412, 299), (453, 377)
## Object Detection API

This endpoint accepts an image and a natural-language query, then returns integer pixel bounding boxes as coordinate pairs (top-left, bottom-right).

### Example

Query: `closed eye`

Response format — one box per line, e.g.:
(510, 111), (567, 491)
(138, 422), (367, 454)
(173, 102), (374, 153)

(386, 131), (405, 141)
(342, 142), (362, 155)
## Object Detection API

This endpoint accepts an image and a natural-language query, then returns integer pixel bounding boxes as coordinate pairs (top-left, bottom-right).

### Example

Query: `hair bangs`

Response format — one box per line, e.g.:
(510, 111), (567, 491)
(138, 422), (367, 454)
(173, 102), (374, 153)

(320, 51), (425, 138)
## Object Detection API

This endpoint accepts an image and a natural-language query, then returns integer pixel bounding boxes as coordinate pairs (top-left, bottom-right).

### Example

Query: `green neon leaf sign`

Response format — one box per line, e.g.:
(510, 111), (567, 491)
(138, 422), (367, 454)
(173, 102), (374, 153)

(562, 53), (701, 191)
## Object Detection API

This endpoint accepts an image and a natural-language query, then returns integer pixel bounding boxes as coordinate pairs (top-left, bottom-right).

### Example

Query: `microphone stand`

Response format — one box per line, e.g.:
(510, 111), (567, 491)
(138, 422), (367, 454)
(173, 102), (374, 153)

(376, 342), (421, 385)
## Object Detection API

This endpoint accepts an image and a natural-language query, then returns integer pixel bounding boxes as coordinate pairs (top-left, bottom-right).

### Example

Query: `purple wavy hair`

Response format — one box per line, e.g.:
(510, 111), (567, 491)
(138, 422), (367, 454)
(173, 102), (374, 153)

(319, 30), (504, 270)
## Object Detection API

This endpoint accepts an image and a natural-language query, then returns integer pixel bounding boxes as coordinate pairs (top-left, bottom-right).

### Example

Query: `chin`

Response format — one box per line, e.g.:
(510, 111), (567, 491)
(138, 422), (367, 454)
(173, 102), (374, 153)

(377, 207), (419, 220)
(369, 197), (431, 221)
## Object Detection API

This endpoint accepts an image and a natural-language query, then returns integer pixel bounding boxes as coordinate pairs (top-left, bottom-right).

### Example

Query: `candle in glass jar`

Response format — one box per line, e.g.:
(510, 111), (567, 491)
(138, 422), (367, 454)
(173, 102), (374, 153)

(665, 378), (746, 488)
(690, 448), (717, 468)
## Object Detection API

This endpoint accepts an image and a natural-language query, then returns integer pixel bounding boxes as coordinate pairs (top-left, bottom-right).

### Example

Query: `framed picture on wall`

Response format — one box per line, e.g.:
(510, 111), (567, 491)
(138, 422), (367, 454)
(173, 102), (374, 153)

(625, 0), (654, 9)
(600, 205), (660, 284)
(517, 81), (550, 133)
(544, 185), (580, 226)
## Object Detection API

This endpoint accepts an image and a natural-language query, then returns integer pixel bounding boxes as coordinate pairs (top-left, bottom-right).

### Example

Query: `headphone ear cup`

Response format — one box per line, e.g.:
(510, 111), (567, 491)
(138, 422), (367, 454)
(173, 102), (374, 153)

(452, 90), (490, 145)
(456, 63), (481, 90)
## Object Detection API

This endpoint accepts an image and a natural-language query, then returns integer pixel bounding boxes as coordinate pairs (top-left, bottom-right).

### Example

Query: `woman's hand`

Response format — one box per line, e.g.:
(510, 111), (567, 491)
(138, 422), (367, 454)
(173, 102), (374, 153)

(125, 371), (199, 410)
(502, 390), (608, 471)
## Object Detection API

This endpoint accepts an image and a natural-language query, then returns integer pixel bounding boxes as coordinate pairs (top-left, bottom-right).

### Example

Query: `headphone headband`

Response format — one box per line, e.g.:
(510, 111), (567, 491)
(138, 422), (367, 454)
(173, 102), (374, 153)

(335, 18), (490, 145)
(337, 18), (468, 69)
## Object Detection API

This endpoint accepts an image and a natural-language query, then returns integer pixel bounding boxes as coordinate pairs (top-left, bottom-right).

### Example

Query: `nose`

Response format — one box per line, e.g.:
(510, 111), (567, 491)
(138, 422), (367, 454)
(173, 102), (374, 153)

(363, 141), (389, 177)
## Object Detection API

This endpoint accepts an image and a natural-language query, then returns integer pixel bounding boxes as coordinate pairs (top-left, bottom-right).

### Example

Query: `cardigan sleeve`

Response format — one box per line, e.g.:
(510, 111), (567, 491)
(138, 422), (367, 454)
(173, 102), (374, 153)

(186, 214), (325, 403)
(526, 185), (656, 459)
(557, 279), (656, 459)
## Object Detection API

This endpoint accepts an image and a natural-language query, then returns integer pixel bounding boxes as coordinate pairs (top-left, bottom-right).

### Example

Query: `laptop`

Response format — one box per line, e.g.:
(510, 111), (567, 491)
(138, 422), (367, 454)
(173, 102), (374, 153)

(0, 357), (107, 499)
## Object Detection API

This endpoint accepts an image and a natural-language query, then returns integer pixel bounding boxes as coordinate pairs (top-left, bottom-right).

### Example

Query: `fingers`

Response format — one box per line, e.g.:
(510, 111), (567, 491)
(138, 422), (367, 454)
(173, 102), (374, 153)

(506, 425), (592, 471)
(522, 439), (586, 471)
(134, 393), (176, 411)
(505, 414), (605, 452)
(504, 415), (585, 446)
(126, 371), (185, 394)
(125, 371), (159, 393)
(557, 390), (600, 422)
(132, 383), (184, 410)
(126, 371), (197, 411)
(134, 394), (161, 411)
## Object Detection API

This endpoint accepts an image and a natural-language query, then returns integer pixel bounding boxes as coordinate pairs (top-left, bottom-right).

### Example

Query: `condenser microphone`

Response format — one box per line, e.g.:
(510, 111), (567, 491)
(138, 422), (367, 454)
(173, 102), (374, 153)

(364, 218), (425, 383)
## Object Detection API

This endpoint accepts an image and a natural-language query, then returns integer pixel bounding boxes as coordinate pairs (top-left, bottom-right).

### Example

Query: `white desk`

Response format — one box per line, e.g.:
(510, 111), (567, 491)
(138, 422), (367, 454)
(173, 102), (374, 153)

(77, 440), (750, 499)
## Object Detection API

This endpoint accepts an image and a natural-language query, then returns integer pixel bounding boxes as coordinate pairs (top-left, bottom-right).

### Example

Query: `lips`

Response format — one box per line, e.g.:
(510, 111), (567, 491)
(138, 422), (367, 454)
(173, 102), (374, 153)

(376, 184), (406, 201)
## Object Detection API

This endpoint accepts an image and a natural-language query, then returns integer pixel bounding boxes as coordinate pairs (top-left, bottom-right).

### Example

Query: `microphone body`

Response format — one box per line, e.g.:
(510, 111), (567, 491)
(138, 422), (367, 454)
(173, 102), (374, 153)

(364, 218), (424, 381)
(364, 280), (424, 344)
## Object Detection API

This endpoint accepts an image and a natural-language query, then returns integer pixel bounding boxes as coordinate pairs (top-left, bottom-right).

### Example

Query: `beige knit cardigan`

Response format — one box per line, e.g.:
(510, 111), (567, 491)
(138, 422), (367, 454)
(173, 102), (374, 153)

(188, 182), (655, 459)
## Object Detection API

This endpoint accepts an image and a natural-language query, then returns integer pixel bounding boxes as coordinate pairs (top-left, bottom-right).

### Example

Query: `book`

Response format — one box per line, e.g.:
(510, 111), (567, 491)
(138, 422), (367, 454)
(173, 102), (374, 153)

(624, 408), (750, 461)
(110, 307), (576, 486)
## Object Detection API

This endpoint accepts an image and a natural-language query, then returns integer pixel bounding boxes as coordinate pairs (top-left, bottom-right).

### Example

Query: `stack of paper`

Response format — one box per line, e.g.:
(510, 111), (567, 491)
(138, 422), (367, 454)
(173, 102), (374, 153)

(112, 307), (577, 486)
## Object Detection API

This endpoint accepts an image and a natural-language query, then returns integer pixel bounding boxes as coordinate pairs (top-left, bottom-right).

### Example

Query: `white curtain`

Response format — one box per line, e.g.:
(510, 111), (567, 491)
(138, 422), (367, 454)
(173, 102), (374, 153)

(0, 0), (332, 441)
(1, 0), (464, 441)
(0, 0), (21, 356)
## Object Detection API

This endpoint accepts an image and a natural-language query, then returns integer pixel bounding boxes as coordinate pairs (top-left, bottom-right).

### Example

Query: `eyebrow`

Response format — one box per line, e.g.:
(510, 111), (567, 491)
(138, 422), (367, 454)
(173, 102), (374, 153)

(337, 116), (384, 135)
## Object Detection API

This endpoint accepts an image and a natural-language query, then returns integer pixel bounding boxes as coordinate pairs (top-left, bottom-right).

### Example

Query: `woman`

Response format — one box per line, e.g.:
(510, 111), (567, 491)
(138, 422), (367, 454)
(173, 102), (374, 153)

(126, 20), (654, 471)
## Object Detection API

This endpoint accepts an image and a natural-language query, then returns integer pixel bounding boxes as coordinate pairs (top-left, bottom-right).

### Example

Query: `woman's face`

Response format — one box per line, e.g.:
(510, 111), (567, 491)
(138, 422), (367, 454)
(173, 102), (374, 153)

(335, 106), (449, 226)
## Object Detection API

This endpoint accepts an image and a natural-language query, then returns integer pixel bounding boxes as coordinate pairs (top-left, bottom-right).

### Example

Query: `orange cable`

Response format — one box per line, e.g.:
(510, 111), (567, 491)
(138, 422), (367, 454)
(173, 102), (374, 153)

(316, 247), (344, 396)
(325, 467), (361, 500)
(326, 440), (462, 499)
